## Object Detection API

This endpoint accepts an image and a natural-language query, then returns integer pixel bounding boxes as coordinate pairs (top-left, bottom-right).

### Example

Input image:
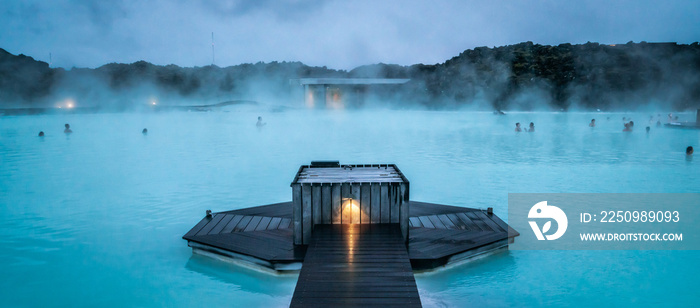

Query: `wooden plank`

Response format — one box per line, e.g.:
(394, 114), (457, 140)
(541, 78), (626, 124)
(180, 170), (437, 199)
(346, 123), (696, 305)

(489, 212), (511, 232)
(290, 224), (421, 307)
(233, 215), (253, 232)
(332, 183), (341, 224)
(223, 202), (293, 218)
(455, 212), (482, 231)
(360, 183), (371, 224)
(209, 214), (234, 234)
(417, 216), (434, 228)
(380, 183), (390, 223)
(293, 184), (303, 245)
(445, 213), (468, 230)
(437, 214), (456, 229)
(322, 184), (332, 224)
(475, 211), (506, 232)
(267, 217), (282, 230)
(196, 232), (292, 260)
(408, 201), (472, 217)
(352, 183), (361, 224)
(399, 183), (409, 241)
(465, 211), (493, 231)
(221, 215), (243, 233)
(279, 218), (292, 229)
(302, 184), (313, 244)
(183, 216), (212, 238)
(255, 216), (272, 231)
(371, 183), (381, 224)
(414, 232), (507, 258)
(312, 184), (322, 226)
(390, 184), (400, 223)
(244, 216), (263, 232)
(341, 183), (351, 224)
(408, 217), (422, 228)
(427, 215), (447, 229)
(196, 214), (225, 236)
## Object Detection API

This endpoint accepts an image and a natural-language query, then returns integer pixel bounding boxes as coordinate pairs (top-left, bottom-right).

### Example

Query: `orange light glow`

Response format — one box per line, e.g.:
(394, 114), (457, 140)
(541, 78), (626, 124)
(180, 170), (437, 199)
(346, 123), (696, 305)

(342, 198), (362, 224)
(306, 92), (314, 108)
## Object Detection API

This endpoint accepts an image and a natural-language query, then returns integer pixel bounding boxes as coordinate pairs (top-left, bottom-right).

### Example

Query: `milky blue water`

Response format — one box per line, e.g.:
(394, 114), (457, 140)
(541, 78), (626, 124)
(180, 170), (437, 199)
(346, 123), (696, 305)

(1, 109), (699, 307)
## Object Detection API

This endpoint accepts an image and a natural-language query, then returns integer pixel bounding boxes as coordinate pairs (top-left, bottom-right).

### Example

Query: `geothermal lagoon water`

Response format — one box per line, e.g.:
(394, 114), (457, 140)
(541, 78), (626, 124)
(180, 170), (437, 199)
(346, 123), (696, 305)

(1, 109), (699, 307)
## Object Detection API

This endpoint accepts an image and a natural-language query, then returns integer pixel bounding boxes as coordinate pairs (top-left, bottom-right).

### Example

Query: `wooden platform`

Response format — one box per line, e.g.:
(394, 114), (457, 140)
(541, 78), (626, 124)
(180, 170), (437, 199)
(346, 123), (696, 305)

(183, 202), (306, 271)
(290, 224), (421, 307)
(183, 201), (517, 271)
(406, 201), (518, 269)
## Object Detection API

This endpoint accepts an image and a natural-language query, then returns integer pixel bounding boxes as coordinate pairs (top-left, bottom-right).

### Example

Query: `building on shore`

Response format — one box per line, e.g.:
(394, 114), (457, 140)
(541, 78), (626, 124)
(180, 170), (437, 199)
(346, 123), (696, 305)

(289, 78), (410, 108)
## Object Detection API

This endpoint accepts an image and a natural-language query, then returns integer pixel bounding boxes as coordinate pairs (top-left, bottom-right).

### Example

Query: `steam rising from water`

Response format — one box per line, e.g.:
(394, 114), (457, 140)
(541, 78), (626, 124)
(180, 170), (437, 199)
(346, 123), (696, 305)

(1, 108), (699, 307)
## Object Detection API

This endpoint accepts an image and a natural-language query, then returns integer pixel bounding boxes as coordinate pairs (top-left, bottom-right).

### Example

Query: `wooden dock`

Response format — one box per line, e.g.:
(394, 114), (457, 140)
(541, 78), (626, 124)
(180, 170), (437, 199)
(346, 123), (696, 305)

(183, 162), (519, 307)
(183, 201), (517, 271)
(184, 201), (517, 306)
(290, 224), (421, 307)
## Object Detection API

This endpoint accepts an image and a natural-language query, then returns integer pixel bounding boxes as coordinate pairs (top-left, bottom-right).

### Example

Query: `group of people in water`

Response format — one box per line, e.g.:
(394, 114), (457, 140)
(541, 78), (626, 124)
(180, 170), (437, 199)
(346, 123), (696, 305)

(588, 116), (658, 133)
(512, 116), (694, 156)
(39, 123), (146, 136)
(38, 123), (72, 136)
(39, 117), (267, 137)
(515, 122), (535, 132)
(36, 115), (694, 157)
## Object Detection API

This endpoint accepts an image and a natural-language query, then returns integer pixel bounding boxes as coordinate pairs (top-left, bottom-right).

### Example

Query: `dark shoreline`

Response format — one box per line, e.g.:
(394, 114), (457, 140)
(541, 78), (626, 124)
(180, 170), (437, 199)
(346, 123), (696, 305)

(3, 41), (700, 111)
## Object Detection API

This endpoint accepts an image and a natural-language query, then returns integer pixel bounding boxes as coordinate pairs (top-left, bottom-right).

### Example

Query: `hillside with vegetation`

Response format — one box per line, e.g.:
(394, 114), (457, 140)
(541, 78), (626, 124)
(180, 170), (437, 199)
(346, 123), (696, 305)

(1, 41), (699, 110)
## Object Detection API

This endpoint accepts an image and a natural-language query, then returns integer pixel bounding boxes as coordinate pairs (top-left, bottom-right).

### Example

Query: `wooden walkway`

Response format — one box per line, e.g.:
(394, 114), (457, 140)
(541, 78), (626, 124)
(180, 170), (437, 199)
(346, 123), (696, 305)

(290, 224), (421, 307)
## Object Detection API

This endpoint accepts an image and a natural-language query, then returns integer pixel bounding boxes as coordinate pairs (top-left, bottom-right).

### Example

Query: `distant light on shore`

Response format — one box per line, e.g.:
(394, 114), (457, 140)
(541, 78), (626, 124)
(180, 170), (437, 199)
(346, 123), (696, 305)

(57, 98), (75, 109)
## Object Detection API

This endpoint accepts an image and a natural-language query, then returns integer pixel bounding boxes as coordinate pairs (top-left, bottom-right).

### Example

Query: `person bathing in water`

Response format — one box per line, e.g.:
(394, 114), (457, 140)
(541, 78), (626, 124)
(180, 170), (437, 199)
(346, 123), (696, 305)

(589, 119), (595, 127)
(623, 121), (634, 132)
(688, 146), (694, 155)
(528, 122), (535, 132)
(515, 122), (522, 132)
(256, 116), (266, 127)
(64, 124), (72, 134)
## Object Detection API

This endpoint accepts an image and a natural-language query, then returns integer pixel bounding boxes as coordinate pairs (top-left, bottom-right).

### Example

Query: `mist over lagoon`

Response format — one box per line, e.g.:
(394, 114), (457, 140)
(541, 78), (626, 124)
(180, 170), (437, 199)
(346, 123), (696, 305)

(2, 1), (700, 307)
(2, 107), (699, 307)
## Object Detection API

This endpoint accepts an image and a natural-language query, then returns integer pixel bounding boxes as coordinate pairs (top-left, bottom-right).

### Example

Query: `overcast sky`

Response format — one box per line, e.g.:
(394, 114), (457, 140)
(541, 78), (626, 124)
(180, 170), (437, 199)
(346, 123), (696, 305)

(1, 0), (699, 70)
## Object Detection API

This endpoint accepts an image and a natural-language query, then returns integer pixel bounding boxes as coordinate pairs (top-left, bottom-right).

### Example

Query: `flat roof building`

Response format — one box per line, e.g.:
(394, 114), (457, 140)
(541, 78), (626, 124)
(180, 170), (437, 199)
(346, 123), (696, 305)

(290, 78), (410, 108)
